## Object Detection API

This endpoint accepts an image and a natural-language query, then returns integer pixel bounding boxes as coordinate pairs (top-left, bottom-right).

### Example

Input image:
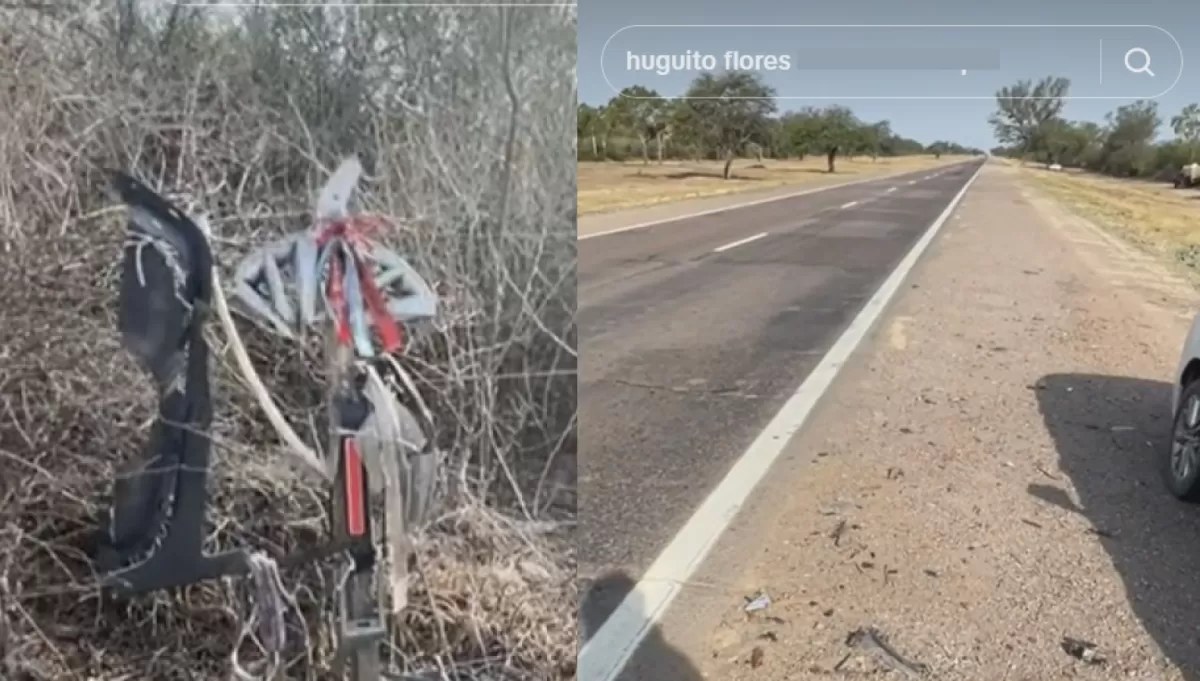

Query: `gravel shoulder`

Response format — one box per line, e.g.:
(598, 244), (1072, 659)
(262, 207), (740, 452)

(625, 162), (1200, 680)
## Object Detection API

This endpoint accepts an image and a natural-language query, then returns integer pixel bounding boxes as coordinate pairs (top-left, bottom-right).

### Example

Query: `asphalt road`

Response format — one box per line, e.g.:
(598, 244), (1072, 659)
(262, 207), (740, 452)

(579, 160), (987, 639)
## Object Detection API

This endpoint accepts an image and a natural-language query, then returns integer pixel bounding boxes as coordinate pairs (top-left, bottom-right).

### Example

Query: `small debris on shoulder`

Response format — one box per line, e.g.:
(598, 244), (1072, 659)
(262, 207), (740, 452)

(843, 627), (929, 678)
(830, 519), (847, 546)
(1061, 636), (1107, 665)
(744, 591), (771, 613)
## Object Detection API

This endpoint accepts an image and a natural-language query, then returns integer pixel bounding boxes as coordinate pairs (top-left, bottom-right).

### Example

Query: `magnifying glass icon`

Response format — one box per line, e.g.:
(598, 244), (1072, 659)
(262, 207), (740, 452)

(1125, 47), (1155, 77)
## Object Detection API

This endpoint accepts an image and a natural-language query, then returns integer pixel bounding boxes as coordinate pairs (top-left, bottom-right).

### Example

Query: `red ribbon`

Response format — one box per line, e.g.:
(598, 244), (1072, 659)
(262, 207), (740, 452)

(315, 215), (405, 354)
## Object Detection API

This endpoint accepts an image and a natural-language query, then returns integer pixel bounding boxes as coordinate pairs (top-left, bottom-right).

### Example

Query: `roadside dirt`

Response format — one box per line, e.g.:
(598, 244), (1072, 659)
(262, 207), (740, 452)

(639, 162), (1200, 680)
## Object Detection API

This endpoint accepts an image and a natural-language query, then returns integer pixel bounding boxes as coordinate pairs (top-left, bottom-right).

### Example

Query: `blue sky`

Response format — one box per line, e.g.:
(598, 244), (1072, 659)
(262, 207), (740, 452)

(579, 0), (1198, 149)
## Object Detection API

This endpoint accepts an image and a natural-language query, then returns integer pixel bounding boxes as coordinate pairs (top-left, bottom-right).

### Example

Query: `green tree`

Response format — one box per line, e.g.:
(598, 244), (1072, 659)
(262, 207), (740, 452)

(597, 104), (620, 159)
(1101, 100), (1161, 177)
(1171, 103), (1200, 163)
(608, 85), (669, 164)
(675, 71), (777, 178)
(864, 121), (891, 161)
(665, 99), (700, 159)
(645, 106), (671, 164)
(1037, 120), (1082, 165)
(1074, 121), (1106, 168)
(579, 79), (975, 165)
(777, 107), (822, 160)
(578, 103), (601, 159)
(810, 105), (860, 172)
(765, 115), (790, 159)
(989, 76), (1071, 159)
(886, 134), (926, 156)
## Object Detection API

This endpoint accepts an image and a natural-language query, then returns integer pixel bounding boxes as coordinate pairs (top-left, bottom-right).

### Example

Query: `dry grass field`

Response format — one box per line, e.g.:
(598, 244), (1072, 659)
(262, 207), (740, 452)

(1015, 164), (1200, 276)
(578, 155), (975, 214)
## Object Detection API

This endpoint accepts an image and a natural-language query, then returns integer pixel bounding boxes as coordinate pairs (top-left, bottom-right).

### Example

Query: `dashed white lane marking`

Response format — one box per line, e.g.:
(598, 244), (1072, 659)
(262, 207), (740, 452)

(576, 158), (988, 681)
(840, 200), (859, 209)
(886, 187), (897, 193)
(713, 231), (768, 253)
(907, 180), (917, 185)
(581, 161), (978, 240)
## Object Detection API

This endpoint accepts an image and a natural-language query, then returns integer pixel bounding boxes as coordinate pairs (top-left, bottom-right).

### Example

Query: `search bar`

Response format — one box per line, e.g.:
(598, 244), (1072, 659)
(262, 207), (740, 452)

(600, 25), (1184, 99)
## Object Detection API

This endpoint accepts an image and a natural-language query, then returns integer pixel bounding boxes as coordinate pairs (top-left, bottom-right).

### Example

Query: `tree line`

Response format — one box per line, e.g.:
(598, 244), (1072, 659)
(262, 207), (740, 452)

(579, 71), (981, 177)
(989, 76), (1200, 179)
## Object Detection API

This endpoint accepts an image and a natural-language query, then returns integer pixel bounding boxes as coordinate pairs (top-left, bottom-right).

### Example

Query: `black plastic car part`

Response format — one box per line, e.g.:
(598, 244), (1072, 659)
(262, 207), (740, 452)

(92, 171), (251, 594)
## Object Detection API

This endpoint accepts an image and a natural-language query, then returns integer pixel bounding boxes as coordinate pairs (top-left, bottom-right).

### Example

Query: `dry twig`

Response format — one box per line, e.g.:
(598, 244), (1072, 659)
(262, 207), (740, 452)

(0, 4), (576, 680)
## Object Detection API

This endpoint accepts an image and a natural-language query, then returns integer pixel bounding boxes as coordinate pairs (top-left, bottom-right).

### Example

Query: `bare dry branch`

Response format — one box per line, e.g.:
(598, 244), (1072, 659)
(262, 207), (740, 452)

(0, 3), (577, 679)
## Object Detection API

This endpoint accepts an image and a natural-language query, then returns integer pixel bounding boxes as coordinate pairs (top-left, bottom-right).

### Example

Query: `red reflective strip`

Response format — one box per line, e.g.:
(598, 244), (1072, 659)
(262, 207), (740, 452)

(353, 250), (404, 353)
(317, 214), (404, 353)
(343, 438), (366, 537)
(326, 256), (352, 346)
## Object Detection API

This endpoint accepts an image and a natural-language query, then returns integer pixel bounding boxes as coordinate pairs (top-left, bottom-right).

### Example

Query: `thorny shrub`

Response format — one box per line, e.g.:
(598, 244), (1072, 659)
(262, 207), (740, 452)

(0, 3), (577, 680)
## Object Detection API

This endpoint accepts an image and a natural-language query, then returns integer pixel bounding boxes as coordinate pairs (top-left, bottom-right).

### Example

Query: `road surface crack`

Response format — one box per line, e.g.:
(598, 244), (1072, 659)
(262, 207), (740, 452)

(609, 377), (760, 399)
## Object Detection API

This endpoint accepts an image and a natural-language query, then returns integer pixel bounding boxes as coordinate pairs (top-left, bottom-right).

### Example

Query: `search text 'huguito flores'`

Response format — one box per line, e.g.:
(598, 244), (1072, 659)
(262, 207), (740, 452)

(626, 51), (792, 76)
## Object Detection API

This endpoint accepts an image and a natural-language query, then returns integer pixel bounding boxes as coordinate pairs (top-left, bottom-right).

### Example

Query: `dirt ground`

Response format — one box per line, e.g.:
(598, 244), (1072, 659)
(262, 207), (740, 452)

(647, 162), (1200, 680)
(578, 156), (973, 215)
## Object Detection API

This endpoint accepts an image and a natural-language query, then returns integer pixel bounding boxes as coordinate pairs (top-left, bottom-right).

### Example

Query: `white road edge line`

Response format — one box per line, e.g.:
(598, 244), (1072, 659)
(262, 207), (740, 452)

(579, 161), (974, 241)
(713, 231), (768, 253)
(577, 161), (987, 681)
(840, 200), (858, 209)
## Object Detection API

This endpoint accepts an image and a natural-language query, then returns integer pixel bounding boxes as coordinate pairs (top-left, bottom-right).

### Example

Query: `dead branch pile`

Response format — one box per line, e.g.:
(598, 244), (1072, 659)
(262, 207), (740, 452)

(0, 3), (577, 679)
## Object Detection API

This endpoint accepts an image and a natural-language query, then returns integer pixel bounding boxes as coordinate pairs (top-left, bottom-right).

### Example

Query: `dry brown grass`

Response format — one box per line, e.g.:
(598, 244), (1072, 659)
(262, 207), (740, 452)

(577, 155), (973, 214)
(1014, 164), (1200, 275)
(0, 4), (575, 680)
